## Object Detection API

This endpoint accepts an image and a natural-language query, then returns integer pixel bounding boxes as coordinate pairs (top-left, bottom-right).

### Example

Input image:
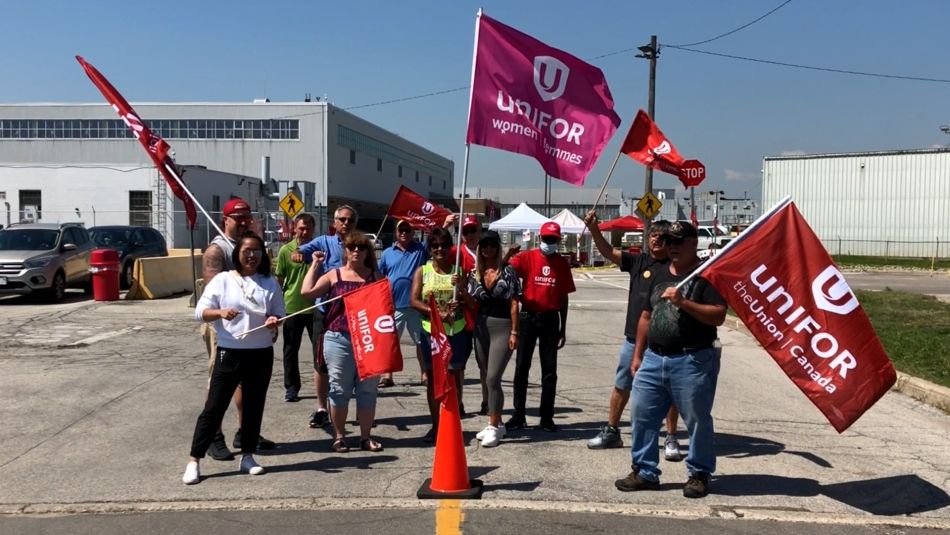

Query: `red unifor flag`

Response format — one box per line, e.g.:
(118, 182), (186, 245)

(620, 109), (687, 179)
(466, 13), (621, 186)
(344, 279), (404, 379)
(427, 294), (454, 402)
(699, 200), (896, 432)
(76, 56), (197, 229)
(387, 185), (453, 231)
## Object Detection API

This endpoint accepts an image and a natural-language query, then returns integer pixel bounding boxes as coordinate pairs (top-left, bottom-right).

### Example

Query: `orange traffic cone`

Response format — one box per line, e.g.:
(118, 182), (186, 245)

(417, 386), (483, 499)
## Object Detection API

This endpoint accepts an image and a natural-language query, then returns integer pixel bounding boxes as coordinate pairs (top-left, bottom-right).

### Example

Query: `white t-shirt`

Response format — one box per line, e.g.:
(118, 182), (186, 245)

(196, 271), (286, 349)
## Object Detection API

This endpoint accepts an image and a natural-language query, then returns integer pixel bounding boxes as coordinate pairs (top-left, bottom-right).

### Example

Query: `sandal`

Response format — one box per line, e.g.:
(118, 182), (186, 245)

(378, 377), (395, 388)
(360, 438), (384, 452)
(331, 438), (349, 453)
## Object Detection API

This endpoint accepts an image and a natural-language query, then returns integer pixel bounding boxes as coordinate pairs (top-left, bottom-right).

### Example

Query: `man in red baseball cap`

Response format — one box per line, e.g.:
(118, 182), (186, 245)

(506, 220), (576, 433)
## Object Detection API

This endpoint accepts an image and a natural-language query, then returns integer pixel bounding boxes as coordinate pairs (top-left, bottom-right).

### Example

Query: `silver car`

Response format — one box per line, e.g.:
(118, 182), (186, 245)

(0, 223), (95, 302)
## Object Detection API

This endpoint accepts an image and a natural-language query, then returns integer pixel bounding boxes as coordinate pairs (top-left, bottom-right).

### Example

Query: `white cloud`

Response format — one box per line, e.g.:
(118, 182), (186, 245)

(780, 149), (806, 156)
(724, 169), (759, 181)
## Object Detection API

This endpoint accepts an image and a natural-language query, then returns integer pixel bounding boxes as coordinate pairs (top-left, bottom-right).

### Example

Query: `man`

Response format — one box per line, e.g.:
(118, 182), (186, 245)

(291, 205), (357, 428)
(507, 221), (576, 432)
(615, 221), (727, 499)
(200, 197), (275, 459)
(584, 214), (683, 460)
(274, 213), (316, 402)
(377, 219), (428, 387)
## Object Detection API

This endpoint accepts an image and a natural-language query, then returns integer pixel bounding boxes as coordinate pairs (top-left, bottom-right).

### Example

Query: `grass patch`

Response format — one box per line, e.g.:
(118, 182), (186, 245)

(833, 255), (950, 271)
(855, 289), (950, 388)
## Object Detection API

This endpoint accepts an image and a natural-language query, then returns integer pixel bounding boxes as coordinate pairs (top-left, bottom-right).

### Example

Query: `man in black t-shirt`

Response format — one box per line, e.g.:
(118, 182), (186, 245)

(583, 213), (683, 456)
(614, 221), (727, 499)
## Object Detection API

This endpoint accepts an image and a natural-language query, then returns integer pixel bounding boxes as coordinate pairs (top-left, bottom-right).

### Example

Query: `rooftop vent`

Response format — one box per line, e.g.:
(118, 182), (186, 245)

(253, 98), (270, 103)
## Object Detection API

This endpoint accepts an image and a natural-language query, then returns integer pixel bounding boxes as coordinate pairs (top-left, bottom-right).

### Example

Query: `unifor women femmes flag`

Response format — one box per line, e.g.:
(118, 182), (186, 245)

(76, 56), (197, 229)
(344, 279), (403, 379)
(387, 186), (453, 231)
(466, 13), (621, 186)
(697, 199), (896, 432)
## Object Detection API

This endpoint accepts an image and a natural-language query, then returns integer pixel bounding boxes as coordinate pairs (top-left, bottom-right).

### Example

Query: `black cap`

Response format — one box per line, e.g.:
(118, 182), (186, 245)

(479, 229), (501, 245)
(666, 221), (698, 240)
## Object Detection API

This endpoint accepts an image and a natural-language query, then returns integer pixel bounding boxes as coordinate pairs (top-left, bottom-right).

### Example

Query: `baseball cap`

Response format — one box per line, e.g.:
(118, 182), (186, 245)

(666, 221), (698, 240)
(540, 221), (562, 239)
(223, 198), (251, 217)
(462, 215), (480, 229)
(479, 229), (501, 245)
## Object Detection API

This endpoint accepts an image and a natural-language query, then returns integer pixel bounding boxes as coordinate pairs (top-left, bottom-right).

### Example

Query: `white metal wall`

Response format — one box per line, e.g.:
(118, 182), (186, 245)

(762, 150), (950, 257)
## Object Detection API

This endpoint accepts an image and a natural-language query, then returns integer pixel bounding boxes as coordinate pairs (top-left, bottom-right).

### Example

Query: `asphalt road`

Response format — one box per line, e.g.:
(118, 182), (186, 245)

(0, 270), (948, 533)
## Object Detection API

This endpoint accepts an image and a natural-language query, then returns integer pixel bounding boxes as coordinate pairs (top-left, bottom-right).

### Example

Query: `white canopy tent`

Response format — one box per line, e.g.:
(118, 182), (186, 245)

(488, 202), (549, 231)
(550, 208), (587, 235)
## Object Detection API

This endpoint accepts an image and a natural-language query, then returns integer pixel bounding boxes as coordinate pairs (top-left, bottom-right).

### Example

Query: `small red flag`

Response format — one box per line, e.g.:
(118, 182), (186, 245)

(76, 56), (198, 229)
(427, 293), (454, 402)
(620, 110), (686, 178)
(344, 279), (404, 379)
(387, 186), (453, 231)
(700, 201), (896, 432)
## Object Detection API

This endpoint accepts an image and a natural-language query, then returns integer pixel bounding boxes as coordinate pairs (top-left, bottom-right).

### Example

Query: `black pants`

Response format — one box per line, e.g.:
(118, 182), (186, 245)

(282, 313), (314, 390)
(191, 346), (273, 458)
(512, 310), (561, 421)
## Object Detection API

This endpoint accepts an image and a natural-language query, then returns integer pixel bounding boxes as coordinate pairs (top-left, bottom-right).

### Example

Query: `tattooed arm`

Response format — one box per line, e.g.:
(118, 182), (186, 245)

(202, 244), (227, 288)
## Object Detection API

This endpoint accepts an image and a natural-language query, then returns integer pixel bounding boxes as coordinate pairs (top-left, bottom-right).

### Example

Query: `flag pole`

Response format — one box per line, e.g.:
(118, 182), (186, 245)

(162, 162), (226, 240)
(591, 152), (623, 211)
(189, 224), (198, 303)
(374, 215), (389, 244)
(453, 144), (472, 300)
(675, 195), (792, 290)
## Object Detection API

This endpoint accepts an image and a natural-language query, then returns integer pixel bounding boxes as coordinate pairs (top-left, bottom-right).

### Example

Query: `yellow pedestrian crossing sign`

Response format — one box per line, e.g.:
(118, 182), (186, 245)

(280, 191), (303, 218)
(637, 192), (662, 220)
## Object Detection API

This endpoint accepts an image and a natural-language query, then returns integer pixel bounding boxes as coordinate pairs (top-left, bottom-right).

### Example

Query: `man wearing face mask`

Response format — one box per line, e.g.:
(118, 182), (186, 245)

(506, 221), (576, 433)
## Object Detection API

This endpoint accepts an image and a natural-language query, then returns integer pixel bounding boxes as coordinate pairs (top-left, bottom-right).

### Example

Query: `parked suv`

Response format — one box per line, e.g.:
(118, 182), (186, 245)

(0, 222), (95, 302)
(90, 225), (168, 289)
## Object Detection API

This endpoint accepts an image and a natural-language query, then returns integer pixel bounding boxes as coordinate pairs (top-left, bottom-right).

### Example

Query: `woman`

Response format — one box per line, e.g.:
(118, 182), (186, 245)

(184, 233), (283, 485)
(300, 231), (385, 453)
(468, 230), (520, 447)
(410, 227), (475, 440)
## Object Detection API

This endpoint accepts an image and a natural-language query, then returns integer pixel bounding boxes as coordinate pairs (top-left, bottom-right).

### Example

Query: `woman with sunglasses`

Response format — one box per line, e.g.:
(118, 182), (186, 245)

(467, 230), (521, 447)
(300, 231), (385, 453)
(184, 233), (284, 485)
(410, 227), (475, 440)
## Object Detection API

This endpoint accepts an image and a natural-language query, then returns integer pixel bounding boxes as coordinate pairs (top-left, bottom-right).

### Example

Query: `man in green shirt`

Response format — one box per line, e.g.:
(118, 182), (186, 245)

(275, 213), (316, 403)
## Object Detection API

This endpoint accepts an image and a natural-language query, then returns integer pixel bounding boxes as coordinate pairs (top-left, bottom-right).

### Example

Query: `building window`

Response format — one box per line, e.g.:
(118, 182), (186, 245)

(443, 180), (446, 190)
(0, 118), (299, 140)
(415, 171), (419, 183)
(129, 191), (152, 226)
(398, 165), (403, 178)
(349, 150), (356, 165)
(428, 176), (432, 186)
(18, 190), (41, 222)
(377, 158), (382, 172)
(212, 195), (221, 213)
(336, 125), (451, 180)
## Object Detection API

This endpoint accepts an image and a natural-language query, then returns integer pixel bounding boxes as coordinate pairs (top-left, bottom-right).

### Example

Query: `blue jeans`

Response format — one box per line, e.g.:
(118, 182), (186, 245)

(630, 347), (720, 482)
(613, 337), (636, 391)
(323, 331), (378, 410)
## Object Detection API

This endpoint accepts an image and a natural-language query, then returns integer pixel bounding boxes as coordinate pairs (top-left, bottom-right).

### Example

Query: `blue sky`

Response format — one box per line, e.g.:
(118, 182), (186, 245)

(3, 1), (949, 202)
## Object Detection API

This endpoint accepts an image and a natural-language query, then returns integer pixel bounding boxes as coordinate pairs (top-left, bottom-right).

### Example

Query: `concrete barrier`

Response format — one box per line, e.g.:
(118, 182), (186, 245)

(126, 253), (202, 300)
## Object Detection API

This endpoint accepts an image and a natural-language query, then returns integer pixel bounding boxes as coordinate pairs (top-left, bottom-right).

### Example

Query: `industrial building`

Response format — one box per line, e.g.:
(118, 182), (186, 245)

(762, 148), (950, 257)
(0, 101), (454, 247)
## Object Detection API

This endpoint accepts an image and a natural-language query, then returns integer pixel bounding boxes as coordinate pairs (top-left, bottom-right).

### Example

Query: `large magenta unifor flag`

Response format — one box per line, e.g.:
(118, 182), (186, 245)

(465, 13), (621, 186)
(76, 55), (197, 229)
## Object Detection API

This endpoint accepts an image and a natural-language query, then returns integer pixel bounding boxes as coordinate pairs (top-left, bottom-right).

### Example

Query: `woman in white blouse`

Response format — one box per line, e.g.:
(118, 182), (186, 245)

(183, 233), (284, 485)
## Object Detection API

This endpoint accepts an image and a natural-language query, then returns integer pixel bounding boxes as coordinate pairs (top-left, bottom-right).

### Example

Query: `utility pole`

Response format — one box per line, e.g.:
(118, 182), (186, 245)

(636, 35), (659, 238)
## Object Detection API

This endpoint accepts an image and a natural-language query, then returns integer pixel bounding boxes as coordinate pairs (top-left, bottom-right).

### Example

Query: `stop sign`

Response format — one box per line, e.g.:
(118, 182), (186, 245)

(678, 159), (706, 188)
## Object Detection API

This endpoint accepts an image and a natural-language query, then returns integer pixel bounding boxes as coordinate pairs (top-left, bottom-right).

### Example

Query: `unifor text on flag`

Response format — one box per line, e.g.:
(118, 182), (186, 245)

(427, 294), (454, 402)
(344, 279), (404, 379)
(699, 201), (896, 432)
(76, 56), (197, 229)
(387, 186), (453, 231)
(466, 13), (621, 186)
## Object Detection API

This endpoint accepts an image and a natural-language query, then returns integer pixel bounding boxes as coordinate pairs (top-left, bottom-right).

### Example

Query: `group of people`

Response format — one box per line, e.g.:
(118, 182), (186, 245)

(181, 197), (728, 500)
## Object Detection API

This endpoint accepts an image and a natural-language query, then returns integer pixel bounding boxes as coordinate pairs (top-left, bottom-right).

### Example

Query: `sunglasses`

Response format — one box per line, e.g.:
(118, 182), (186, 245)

(429, 242), (451, 250)
(663, 237), (685, 246)
(336, 217), (354, 223)
(397, 227), (413, 234)
(240, 249), (262, 257)
(345, 243), (369, 251)
(541, 236), (559, 244)
(462, 227), (479, 235)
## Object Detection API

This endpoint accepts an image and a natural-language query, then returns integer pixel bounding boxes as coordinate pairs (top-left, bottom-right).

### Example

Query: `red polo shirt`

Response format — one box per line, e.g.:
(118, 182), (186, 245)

(509, 249), (576, 313)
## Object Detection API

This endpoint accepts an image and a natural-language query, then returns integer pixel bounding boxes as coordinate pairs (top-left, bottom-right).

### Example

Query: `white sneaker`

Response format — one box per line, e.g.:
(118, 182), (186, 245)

(476, 425), (496, 440)
(664, 436), (682, 462)
(480, 426), (500, 448)
(182, 461), (200, 485)
(239, 454), (266, 475)
(494, 422), (507, 439)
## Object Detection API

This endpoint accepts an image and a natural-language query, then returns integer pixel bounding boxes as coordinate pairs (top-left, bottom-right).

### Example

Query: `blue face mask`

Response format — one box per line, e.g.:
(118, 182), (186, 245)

(539, 241), (557, 255)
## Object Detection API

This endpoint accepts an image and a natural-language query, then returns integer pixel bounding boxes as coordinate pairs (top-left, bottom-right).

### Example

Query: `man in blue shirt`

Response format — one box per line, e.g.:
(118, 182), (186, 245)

(291, 204), (356, 428)
(377, 219), (429, 387)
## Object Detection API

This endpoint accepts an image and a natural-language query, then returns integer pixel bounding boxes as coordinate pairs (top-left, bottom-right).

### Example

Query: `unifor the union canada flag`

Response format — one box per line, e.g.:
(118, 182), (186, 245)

(76, 56), (197, 229)
(387, 186), (453, 231)
(697, 199), (896, 432)
(620, 109), (686, 178)
(427, 294), (454, 402)
(344, 279), (403, 379)
(466, 13), (621, 186)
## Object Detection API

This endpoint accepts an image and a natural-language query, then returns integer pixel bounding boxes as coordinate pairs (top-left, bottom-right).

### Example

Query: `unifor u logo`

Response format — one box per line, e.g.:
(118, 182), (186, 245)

(812, 266), (859, 315)
(533, 56), (569, 102)
(374, 315), (395, 334)
(651, 141), (671, 156)
(421, 202), (435, 215)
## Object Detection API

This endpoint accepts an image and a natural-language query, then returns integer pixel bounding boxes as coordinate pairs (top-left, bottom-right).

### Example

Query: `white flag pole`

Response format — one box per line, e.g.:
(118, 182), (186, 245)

(163, 162), (226, 240)
(591, 152), (623, 211)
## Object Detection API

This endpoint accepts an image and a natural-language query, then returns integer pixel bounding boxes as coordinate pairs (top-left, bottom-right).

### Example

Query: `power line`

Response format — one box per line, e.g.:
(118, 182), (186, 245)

(663, 45), (950, 83)
(666, 0), (794, 48)
(345, 86), (468, 110)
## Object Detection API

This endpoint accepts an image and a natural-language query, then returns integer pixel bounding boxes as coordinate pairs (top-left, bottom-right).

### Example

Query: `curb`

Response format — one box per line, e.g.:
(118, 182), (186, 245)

(726, 317), (950, 415)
